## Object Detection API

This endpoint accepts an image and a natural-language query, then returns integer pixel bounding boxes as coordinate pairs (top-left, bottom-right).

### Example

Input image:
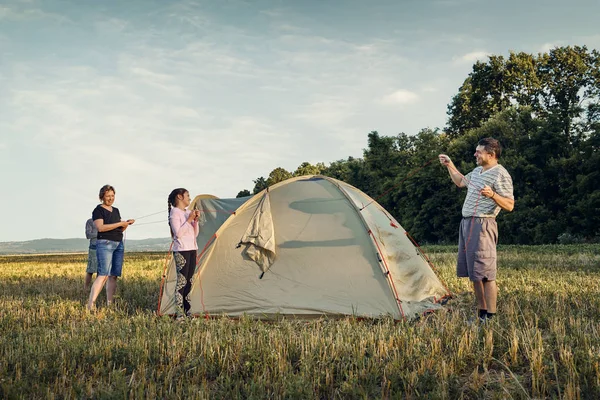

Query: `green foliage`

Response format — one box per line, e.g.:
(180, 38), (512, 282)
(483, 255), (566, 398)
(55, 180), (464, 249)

(292, 162), (326, 177)
(236, 189), (251, 198)
(321, 157), (366, 184)
(266, 167), (293, 187)
(446, 46), (600, 140)
(252, 177), (268, 194)
(557, 232), (586, 245)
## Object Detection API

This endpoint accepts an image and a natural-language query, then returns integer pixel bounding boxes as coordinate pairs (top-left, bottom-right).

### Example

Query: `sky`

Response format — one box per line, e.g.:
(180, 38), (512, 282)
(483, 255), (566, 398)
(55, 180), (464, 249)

(1, 0), (599, 241)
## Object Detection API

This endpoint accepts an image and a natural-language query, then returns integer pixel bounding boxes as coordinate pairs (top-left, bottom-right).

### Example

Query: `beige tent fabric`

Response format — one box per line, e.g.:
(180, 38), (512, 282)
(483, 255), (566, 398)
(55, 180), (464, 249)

(239, 191), (276, 274)
(336, 181), (449, 317)
(186, 177), (400, 318)
(159, 256), (177, 316)
(158, 176), (451, 320)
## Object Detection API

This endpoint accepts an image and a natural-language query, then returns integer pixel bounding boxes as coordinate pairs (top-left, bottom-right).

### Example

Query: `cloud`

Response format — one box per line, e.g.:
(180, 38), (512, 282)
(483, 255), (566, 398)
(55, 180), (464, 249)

(0, 4), (70, 23)
(421, 86), (438, 93)
(381, 89), (419, 105)
(95, 17), (129, 33)
(271, 34), (410, 94)
(4, 61), (296, 239)
(538, 37), (600, 54)
(433, 0), (462, 5)
(260, 9), (282, 18)
(538, 42), (564, 53)
(259, 85), (288, 92)
(126, 65), (184, 95)
(130, 66), (174, 82)
(293, 96), (356, 126)
(453, 51), (490, 64)
(433, 0), (479, 6)
(274, 23), (305, 33)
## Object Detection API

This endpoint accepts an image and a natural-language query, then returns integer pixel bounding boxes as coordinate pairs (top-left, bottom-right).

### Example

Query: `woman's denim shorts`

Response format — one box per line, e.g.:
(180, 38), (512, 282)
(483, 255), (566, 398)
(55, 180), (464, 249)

(96, 239), (124, 277)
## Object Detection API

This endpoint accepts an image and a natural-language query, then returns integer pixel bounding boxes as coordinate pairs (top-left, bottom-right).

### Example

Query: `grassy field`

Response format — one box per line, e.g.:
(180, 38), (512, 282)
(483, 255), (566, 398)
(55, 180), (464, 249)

(1, 245), (599, 399)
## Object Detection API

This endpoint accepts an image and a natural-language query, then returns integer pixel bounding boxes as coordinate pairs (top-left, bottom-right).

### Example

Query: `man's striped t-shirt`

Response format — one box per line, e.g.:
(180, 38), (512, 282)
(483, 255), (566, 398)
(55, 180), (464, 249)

(462, 165), (514, 218)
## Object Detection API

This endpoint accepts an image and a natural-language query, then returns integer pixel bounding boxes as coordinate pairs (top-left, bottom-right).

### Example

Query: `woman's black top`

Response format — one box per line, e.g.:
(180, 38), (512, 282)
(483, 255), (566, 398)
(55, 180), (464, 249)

(92, 205), (123, 242)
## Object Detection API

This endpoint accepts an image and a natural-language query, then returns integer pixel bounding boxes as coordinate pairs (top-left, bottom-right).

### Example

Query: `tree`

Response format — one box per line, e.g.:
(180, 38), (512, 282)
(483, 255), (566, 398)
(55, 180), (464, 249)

(236, 189), (251, 198)
(538, 46), (598, 144)
(252, 177), (268, 194)
(383, 129), (456, 243)
(321, 157), (365, 183)
(446, 46), (600, 143)
(266, 167), (292, 187)
(293, 162), (326, 177)
(447, 55), (516, 136)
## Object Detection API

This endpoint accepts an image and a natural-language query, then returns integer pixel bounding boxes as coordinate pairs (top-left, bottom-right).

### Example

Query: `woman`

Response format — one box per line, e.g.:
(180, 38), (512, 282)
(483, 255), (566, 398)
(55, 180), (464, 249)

(87, 185), (135, 311)
(168, 188), (200, 319)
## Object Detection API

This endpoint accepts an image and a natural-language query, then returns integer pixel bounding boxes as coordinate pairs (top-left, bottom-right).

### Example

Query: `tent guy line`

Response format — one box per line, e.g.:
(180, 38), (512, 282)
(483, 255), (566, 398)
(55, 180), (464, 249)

(132, 208), (236, 221)
(130, 220), (167, 227)
(133, 157), (449, 225)
(129, 161), (482, 256)
(132, 210), (165, 220)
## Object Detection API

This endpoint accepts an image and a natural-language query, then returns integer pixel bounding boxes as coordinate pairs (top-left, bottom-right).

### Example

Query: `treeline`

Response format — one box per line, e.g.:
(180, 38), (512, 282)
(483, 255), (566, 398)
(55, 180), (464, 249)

(237, 46), (600, 245)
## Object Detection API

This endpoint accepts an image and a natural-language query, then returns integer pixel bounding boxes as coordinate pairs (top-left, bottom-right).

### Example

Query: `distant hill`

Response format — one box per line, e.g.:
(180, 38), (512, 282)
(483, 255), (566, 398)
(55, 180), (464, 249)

(0, 238), (173, 254)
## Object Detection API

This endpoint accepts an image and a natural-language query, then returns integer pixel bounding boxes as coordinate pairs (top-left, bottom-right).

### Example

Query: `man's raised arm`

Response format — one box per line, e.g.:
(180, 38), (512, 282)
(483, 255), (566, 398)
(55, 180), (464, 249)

(439, 154), (467, 188)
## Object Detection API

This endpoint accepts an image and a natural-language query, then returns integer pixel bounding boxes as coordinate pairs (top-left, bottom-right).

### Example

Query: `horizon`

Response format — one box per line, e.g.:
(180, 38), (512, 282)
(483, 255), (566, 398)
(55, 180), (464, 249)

(0, 237), (172, 243)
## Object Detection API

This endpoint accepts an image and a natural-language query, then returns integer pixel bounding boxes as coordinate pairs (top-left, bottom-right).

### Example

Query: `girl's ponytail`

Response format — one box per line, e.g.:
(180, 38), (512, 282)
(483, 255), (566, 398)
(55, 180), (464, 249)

(167, 188), (188, 239)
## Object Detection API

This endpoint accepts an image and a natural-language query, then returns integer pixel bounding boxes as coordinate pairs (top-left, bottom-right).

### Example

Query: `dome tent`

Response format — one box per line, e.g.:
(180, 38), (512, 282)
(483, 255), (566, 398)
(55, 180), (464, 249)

(158, 176), (451, 320)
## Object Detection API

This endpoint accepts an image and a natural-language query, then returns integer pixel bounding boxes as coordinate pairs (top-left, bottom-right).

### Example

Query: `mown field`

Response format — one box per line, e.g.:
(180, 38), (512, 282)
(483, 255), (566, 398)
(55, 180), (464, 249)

(1, 245), (599, 399)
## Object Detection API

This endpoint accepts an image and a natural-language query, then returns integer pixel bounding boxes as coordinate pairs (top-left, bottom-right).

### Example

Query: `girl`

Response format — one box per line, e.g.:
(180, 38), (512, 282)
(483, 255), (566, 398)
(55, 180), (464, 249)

(168, 188), (201, 319)
(87, 185), (135, 311)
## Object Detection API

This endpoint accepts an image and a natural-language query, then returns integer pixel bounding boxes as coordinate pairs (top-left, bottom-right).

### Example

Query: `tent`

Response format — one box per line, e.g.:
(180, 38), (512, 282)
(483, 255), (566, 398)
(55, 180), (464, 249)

(158, 175), (451, 320)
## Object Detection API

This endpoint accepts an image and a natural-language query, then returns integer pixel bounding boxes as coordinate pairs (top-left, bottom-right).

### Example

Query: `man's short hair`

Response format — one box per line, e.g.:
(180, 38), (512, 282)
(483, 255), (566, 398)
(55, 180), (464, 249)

(478, 137), (502, 159)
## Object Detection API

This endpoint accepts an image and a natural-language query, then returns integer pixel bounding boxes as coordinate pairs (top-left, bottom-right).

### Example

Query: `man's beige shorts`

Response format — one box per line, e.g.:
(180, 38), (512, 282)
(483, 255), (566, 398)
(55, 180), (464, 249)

(457, 217), (498, 282)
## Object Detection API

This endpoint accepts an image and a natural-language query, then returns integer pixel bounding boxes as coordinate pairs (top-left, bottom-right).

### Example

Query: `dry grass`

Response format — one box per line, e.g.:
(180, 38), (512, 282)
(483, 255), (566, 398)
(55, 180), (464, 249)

(1, 245), (599, 399)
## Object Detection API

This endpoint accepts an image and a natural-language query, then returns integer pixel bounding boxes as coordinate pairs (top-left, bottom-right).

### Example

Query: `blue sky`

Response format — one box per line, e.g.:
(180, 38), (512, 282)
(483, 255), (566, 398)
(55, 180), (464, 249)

(1, 0), (598, 241)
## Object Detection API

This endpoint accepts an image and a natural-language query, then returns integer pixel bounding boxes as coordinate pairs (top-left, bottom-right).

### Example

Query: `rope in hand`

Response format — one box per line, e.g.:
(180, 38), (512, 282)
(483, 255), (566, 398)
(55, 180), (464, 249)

(132, 210), (165, 220)
(133, 208), (235, 220)
(131, 205), (237, 225)
(131, 220), (168, 227)
(127, 208), (237, 230)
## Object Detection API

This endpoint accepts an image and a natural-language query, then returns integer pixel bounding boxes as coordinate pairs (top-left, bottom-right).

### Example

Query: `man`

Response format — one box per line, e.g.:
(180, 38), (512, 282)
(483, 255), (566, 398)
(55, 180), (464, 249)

(84, 218), (98, 291)
(439, 137), (514, 322)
